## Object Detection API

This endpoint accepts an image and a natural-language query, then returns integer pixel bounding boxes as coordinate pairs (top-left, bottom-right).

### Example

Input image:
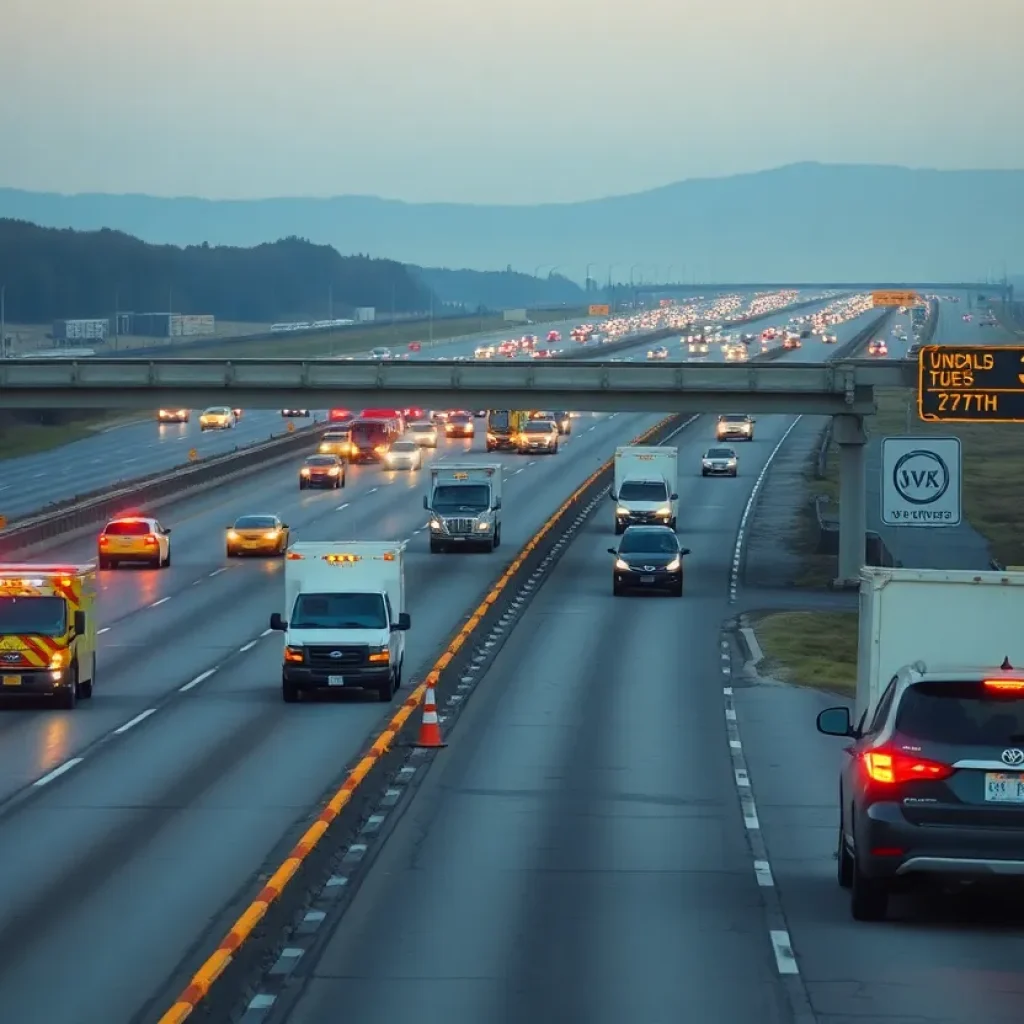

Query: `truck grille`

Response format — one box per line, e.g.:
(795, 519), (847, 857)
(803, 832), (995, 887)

(306, 645), (367, 669)
(445, 517), (476, 535)
(624, 512), (660, 524)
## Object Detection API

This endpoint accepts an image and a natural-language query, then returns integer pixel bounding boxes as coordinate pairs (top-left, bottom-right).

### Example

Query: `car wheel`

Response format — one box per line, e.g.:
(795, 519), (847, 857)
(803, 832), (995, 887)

(850, 854), (889, 921)
(701, 469), (708, 477)
(282, 681), (299, 703)
(57, 665), (78, 710)
(376, 673), (396, 703)
(226, 547), (236, 558)
(299, 480), (307, 490)
(837, 821), (854, 889)
(730, 469), (738, 477)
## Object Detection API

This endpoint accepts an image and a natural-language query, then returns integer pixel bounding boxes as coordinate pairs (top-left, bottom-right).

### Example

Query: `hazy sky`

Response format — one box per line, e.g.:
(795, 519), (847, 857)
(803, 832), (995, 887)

(2, 0), (1021, 204)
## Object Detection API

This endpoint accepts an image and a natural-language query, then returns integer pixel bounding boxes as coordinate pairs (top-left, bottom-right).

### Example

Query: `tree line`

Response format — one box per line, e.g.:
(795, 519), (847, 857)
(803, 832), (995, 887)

(0, 219), (433, 324)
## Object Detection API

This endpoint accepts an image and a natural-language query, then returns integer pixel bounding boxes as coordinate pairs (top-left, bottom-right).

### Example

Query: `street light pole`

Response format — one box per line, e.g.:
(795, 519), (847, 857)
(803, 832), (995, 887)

(0, 284), (5, 359)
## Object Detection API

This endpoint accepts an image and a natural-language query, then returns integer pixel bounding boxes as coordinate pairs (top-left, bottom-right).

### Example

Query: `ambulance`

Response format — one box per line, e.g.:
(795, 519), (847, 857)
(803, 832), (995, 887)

(268, 542), (410, 704)
(0, 563), (97, 709)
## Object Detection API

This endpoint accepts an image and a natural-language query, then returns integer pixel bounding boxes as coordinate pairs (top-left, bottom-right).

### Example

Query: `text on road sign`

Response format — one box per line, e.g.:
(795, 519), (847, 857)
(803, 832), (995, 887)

(917, 345), (1024, 422)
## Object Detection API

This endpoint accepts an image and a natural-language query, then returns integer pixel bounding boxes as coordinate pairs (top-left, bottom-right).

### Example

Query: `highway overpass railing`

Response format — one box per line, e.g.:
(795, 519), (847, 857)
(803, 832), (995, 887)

(0, 358), (913, 414)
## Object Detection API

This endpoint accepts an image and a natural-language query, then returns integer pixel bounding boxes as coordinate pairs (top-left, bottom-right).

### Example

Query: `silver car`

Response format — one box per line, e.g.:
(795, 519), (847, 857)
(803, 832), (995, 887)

(701, 447), (738, 477)
(382, 439), (422, 471)
(408, 421), (438, 448)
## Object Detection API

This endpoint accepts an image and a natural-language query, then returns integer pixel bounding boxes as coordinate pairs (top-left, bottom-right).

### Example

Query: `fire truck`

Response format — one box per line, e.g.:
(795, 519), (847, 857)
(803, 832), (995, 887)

(0, 563), (97, 709)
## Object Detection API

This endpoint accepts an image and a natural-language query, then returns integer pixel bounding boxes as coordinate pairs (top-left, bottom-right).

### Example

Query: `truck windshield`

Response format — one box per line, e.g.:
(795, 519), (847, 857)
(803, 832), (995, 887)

(0, 596), (67, 636)
(351, 422), (387, 446)
(290, 593), (387, 630)
(618, 481), (667, 502)
(488, 412), (510, 431)
(432, 484), (490, 510)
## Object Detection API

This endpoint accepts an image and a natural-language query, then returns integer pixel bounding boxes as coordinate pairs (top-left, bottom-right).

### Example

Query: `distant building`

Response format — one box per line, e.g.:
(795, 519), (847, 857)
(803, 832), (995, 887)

(123, 313), (216, 338)
(52, 318), (109, 343)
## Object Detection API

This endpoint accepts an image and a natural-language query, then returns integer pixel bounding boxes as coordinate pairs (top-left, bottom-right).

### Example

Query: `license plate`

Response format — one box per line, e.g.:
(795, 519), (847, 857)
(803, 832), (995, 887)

(640, 575), (655, 583)
(2, 675), (20, 687)
(327, 675), (345, 687)
(243, 541), (262, 548)
(984, 772), (1024, 803)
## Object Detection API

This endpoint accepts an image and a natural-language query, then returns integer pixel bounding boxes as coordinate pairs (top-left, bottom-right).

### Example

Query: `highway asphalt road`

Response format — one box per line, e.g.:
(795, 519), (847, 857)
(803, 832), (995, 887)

(0, 293), (864, 1023)
(0, 291), (800, 521)
(274, 405), (838, 1024)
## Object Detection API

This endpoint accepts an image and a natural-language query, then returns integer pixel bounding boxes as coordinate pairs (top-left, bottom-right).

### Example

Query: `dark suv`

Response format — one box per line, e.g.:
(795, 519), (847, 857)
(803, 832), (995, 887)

(818, 659), (1024, 921)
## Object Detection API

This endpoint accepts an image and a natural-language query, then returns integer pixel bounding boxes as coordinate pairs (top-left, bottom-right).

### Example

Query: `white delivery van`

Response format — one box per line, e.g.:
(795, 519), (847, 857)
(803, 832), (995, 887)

(851, 566), (1024, 727)
(611, 446), (678, 533)
(424, 462), (502, 552)
(269, 541), (410, 704)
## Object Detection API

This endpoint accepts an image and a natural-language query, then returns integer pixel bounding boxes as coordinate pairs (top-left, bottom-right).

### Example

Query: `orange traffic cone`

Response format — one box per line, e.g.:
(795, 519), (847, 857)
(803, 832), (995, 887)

(414, 685), (447, 748)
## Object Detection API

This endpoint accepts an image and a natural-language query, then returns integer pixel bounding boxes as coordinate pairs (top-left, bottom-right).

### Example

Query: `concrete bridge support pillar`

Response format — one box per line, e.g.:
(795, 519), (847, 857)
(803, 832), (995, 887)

(834, 413), (867, 588)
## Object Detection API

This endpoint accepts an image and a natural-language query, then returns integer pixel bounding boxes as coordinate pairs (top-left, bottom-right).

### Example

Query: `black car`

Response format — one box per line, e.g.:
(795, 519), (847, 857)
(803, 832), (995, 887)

(281, 409), (311, 417)
(608, 526), (690, 596)
(817, 659), (1024, 921)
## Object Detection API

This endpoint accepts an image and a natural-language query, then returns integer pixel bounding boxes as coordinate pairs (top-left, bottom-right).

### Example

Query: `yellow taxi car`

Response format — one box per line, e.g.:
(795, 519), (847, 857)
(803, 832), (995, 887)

(318, 429), (353, 459)
(98, 516), (172, 569)
(226, 514), (290, 557)
(199, 407), (236, 431)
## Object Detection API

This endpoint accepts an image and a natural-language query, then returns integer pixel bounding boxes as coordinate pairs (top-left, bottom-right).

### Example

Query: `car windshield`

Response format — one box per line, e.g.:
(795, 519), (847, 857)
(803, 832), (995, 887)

(618, 481), (667, 502)
(290, 592), (386, 630)
(528, 422), (554, 432)
(322, 432), (348, 443)
(488, 411), (510, 430)
(0, 596), (67, 637)
(432, 484), (490, 511)
(205, 408), (229, 415)
(894, 682), (1024, 745)
(410, 423), (433, 432)
(351, 423), (387, 444)
(104, 520), (150, 535)
(620, 531), (678, 554)
(306, 456), (335, 466)
(721, 415), (748, 423)
(451, 415), (471, 424)
(391, 441), (417, 452)
(707, 448), (734, 459)
(235, 516), (277, 529)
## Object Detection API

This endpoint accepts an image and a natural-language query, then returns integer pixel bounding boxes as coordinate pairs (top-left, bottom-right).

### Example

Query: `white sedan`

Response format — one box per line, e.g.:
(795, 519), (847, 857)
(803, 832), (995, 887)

(382, 439), (423, 471)
(647, 346), (669, 360)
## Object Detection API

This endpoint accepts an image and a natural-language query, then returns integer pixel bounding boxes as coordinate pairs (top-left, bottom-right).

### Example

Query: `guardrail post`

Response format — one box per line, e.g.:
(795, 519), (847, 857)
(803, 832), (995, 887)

(833, 413), (867, 588)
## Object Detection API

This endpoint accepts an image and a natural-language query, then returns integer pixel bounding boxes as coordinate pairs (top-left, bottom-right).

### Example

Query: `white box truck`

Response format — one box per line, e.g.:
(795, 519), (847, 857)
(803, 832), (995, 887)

(850, 567), (1024, 728)
(611, 446), (678, 533)
(424, 463), (502, 552)
(269, 541), (410, 703)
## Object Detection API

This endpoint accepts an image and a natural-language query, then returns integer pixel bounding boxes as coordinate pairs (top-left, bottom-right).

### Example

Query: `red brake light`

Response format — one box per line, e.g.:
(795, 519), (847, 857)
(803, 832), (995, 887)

(861, 748), (954, 784)
(144, 534), (158, 545)
(984, 679), (1024, 692)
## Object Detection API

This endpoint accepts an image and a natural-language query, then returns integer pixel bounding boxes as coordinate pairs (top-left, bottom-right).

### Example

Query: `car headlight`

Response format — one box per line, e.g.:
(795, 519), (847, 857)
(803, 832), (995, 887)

(429, 519), (442, 530)
(300, 468), (311, 476)
(476, 520), (491, 531)
(616, 506), (629, 516)
(701, 461), (711, 468)
(728, 458), (737, 466)
(329, 467), (340, 475)
(368, 647), (390, 664)
(665, 557), (681, 572)
(227, 530), (239, 539)
(614, 558), (629, 571)
(48, 649), (69, 670)
(264, 530), (279, 539)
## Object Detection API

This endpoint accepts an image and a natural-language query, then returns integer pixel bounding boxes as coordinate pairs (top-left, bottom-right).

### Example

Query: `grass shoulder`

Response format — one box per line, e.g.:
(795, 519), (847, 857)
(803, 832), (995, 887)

(752, 610), (857, 696)
(0, 414), (144, 461)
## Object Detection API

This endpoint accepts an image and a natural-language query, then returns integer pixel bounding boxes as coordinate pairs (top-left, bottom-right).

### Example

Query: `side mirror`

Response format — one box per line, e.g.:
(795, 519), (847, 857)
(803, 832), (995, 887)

(422, 496), (429, 509)
(164, 528), (172, 535)
(492, 498), (502, 510)
(73, 610), (85, 635)
(669, 493), (678, 501)
(607, 547), (618, 556)
(269, 612), (287, 631)
(282, 524), (289, 529)
(680, 548), (691, 556)
(609, 491), (617, 501)
(817, 706), (853, 737)
(392, 612), (411, 631)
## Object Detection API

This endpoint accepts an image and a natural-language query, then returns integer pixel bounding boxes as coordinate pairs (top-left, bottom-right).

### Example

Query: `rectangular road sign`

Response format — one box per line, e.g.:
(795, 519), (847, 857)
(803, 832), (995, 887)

(881, 436), (961, 527)
(588, 304), (610, 316)
(917, 345), (1024, 422)
(873, 290), (919, 307)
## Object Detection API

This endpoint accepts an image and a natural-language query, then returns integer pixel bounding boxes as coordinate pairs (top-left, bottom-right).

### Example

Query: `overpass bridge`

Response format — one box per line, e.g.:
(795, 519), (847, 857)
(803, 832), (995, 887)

(0, 355), (919, 585)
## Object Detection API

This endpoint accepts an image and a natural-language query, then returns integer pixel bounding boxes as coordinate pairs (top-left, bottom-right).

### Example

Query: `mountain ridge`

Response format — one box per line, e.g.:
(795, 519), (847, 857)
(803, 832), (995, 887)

(0, 163), (1020, 279)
